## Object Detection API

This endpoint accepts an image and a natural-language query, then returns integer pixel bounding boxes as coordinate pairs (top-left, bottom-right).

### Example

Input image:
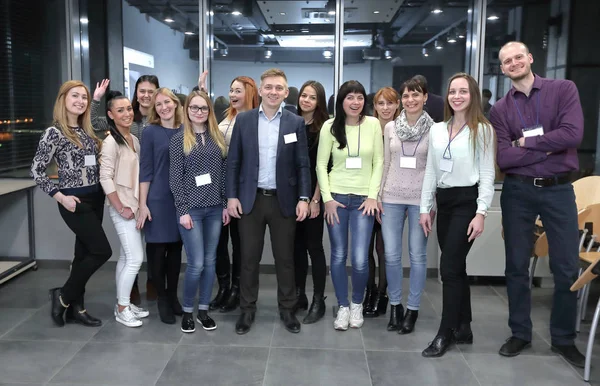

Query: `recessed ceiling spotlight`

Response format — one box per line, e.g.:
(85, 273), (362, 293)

(431, 8), (443, 14)
(280, 12), (286, 16)
(487, 15), (499, 21)
(373, 11), (380, 14)
(231, 10), (242, 16)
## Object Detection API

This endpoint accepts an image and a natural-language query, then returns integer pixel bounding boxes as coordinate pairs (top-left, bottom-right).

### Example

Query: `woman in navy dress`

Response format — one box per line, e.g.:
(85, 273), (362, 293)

(137, 87), (184, 324)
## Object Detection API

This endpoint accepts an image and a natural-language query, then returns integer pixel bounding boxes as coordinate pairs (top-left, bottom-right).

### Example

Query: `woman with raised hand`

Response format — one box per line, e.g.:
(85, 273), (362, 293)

(316, 80), (384, 331)
(293, 80), (329, 324)
(31, 80), (111, 327)
(99, 91), (150, 328)
(210, 76), (260, 313)
(170, 90), (230, 333)
(137, 87), (184, 324)
(420, 73), (495, 357)
(378, 79), (434, 334)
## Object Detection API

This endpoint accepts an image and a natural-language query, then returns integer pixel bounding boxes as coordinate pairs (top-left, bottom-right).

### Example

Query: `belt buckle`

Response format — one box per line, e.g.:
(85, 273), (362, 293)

(262, 189), (273, 196)
(533, 177), (544, 188)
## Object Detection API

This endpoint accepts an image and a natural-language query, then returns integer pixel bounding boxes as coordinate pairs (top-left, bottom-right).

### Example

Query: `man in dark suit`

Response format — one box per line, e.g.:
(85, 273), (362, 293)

(412, 74), (445, 122)
(226, 68), (311, 335)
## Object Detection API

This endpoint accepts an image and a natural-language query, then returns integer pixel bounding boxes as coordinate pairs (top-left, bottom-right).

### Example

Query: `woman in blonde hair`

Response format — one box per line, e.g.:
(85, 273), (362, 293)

(31, 80), (112, 327)
(170, 90), (230, 333)
(137, 87), (184, 324)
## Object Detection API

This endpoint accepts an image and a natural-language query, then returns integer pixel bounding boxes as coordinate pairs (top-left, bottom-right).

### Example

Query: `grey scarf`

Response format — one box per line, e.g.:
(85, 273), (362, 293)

(394, 110), (434, 141)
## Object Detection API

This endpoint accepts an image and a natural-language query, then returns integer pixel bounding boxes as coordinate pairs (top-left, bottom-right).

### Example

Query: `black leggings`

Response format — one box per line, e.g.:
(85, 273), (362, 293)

(58, 189), (112, 304)
(367, 221), (387, 292)
(215, 219), (241, 287)
(146, 241), (183, 299)
(293, 211), (327, 295)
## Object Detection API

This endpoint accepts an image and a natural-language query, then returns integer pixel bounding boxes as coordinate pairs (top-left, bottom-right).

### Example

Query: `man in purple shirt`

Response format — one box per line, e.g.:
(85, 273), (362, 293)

(489, 41), (585, 367)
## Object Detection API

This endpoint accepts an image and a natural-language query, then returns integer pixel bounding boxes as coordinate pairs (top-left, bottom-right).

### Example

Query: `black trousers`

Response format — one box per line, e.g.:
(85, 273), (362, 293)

(238, 194), (297, 312)
(367, 221), (386, 291)
(293, 208), (327, 295)
(146, 241), (183, 299)
(501, 175), (579, 345)
(58, 189), (112, 304)
(436, 185), (477, 334)
(215, 218), (241, 287)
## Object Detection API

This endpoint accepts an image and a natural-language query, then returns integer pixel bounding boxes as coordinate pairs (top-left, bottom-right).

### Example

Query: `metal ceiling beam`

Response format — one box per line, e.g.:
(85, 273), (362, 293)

(393, 0), (437, 41)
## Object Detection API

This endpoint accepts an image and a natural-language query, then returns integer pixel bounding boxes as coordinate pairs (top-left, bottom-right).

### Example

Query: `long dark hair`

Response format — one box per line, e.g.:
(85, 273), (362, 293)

(106, 90), (130, 146)
(297, 80), (328, 143)
(330, 80), (367, 150)
(131, 75), (159, 123)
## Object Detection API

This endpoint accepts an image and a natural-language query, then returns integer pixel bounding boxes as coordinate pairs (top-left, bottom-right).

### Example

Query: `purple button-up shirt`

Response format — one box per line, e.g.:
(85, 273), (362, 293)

(489, 75), (583, 177)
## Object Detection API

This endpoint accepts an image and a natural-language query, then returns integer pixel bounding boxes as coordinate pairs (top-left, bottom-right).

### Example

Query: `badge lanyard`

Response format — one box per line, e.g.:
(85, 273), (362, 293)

(442, 118), (467, 160)
(512, 92), (540, 128)
(224, 119), (233, 140)
(401, 135), (423, 157)
(346, 123), (361, 157)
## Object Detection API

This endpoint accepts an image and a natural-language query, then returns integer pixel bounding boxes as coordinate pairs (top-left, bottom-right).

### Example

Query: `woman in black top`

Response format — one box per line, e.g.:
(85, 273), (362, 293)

(294, 80), (329, 323)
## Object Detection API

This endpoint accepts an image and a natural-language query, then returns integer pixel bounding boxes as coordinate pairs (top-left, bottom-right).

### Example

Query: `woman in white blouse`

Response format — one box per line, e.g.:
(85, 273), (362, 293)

(419, 73), (495, 358)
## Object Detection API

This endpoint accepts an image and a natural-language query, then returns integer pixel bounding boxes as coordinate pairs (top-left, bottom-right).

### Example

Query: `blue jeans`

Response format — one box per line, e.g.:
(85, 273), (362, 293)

(179, 206), (223, 313)
(381, 203), (428, 310)
(327, 193), (374, 307)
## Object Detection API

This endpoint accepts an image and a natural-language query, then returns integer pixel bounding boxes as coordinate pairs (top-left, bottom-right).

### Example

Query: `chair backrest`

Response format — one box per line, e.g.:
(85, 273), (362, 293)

(579, 203), (600, 239)
(573, 176), (600, 211)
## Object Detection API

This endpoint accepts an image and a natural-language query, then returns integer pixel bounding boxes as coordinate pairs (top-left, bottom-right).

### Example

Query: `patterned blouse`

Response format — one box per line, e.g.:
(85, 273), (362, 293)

(30, 126), (100, 197)
(169, 130), (227, 217)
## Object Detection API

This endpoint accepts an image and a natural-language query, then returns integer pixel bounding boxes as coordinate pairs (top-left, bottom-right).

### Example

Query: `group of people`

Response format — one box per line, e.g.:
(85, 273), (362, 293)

(30, 40), (586, 366)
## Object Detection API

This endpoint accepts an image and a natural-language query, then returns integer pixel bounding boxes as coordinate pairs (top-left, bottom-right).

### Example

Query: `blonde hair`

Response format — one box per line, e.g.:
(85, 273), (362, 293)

(225, 76), (259, 121)
(373, 87), (401, 120)
(183, 91), (227, 157)
(260, 68), (288, 84)
(444, 73), (495, 157)
(53, 80), (101, 149)
(147, 87), (184, 128)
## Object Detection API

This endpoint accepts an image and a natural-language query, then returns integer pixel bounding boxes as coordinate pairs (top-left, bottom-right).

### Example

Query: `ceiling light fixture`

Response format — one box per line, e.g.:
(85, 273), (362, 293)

(231, 10), (242, 16)
(80, 17), (89, 24)
(163, 5), (175, 23)
(434, 40), (443, 50)
(373, 11), (380, 14)
(264, 49), (272, 59)
(184, 21), (195, 35)
(431, 8), (443, 14)
(280, 12), (286, 16)
(447, 35), (457, 44)
(323, 50), (333, 58)
(220, 48), (228, 57)
(384, 50), (392, 59)
(422, 47), (429, 57)
(487, 15), (499, 21)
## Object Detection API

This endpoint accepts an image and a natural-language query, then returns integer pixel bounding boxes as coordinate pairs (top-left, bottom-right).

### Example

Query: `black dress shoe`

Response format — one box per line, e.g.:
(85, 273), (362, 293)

(499, 337), (531, 357)
(49, 288), (68, 327)
(65, 298), (102, 327)
(387, 304), (404, 331)
(551, 344), (585, 368)
(452, 323), (473, 344)
(399, 309), (418, 335)
(157, 297), (176, 324)
(209, 286), (229, 311)
(235, 312), (255, 335)
(422, 334), (453, 358)
(294, 288), (309, 313)
(220, 285), (240, 313)
(280, 311), (301, 333)
(303, 295), (326, 324)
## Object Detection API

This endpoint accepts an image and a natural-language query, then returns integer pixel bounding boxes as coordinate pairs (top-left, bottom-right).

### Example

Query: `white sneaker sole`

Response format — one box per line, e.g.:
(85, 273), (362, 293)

(197, 317), (217, 331)
(349, 321), (364, 328)
(132, 310), (149, 319)
(181, 326), (196, 333)
(115, 316), (142, 328)
(334, 323), (349, 331)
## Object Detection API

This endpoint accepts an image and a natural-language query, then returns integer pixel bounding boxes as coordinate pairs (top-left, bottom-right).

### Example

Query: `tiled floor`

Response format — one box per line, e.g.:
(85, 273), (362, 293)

(0, 267), (598, 385)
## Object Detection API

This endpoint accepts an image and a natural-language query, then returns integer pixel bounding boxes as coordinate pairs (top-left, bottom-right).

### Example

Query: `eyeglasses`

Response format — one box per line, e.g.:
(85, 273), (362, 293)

(189, 105), (210, 113)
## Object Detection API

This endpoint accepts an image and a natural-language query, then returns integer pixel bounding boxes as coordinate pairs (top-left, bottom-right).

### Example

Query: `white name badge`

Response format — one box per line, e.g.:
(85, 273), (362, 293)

(400, 156), (417, 169)
(84, 155), (96, 166)
(439, 158), (453, 173)
(346, 157), (362, 169)
(284, 133), (298, 144)
(195, 173), (212, 187)
(523, 125), (544, 138)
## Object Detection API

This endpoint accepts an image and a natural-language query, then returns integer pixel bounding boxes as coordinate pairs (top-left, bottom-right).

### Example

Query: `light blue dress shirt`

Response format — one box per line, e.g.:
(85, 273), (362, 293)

(257, 104), (283, 189)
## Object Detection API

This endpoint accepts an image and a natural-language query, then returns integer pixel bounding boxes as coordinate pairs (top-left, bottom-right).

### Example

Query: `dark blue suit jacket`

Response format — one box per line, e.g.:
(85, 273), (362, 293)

(225, 108), (311, 217)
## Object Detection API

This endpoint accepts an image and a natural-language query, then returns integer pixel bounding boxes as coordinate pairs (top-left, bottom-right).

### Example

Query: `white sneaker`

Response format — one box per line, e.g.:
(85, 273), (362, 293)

(116, 306), (142, 328)
(349, 302), (364, 328)
(334, 306), (350, 331)
(129, 304), (150, 319)
(114, 304), (118, 317)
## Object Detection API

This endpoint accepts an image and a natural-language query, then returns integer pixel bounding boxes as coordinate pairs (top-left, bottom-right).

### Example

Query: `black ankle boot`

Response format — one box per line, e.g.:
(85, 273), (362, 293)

(294, 287), (309, 313)
(453, 323), (473, 344)
(65, 296), (102, 327)
(168, 294), (183, 316)
(302, 295), (326, 324)
(374, 292), (389, 316)
(362, 286), (376, 316)
(49, 288), (68, 327)
(158, 297), (176, 324)
(220, 284), (240, 313)
(387, 304), (404, 331)
(209, 274), (230, 311)
(399, 309), (419, 335)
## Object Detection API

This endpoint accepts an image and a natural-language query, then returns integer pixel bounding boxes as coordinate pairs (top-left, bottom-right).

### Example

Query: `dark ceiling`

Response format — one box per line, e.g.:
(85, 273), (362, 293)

(124, 0), (549, 63)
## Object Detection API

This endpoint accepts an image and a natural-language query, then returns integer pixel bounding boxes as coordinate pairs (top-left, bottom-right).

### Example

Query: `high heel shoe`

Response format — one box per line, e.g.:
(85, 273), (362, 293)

(49, 288), (68, 327)
(365, 290), (388, 317)
(387, 304), (404, 331)
(398, 309), (418, 335)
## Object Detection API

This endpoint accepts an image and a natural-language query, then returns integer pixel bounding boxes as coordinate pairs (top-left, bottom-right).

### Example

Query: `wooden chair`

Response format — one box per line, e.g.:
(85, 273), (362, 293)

(573, 176), (600, 211)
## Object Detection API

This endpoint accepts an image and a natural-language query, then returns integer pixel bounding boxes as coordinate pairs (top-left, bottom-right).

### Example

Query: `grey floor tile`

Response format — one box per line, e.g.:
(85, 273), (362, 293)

(156, 345), (269, 386)
(361, 317), (451, 353)
(49, 342), (176, 385)
(463, 353), (587, 385)
(0, 308), (36, 337)
(0, 340), (83, 384)
(0, 287), (50, 309)
(2, 305), (103, 342)
(428, 293), (510, 318)
(264, 348), (371, 386)
(0, 383), (45, 386)
(92, 315), (183, 345)
(367, 350), (479, 386)
(270, 316), (364, 350)
(0, 269), (66, 290)
(179, 314), (274, 347)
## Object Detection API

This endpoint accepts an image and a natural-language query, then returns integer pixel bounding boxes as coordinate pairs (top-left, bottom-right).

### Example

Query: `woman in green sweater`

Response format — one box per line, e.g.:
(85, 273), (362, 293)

(316, 80), (384, 331)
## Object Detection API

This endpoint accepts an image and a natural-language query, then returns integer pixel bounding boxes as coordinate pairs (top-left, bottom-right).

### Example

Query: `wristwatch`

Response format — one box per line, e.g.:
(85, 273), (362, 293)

(476, 210), (488, 218)
(312, 199), (320, 204)
(299, 197), (310, 203)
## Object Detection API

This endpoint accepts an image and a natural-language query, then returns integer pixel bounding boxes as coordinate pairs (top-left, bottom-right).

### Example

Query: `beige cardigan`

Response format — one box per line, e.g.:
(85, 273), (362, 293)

(100, 134), (141, 216)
